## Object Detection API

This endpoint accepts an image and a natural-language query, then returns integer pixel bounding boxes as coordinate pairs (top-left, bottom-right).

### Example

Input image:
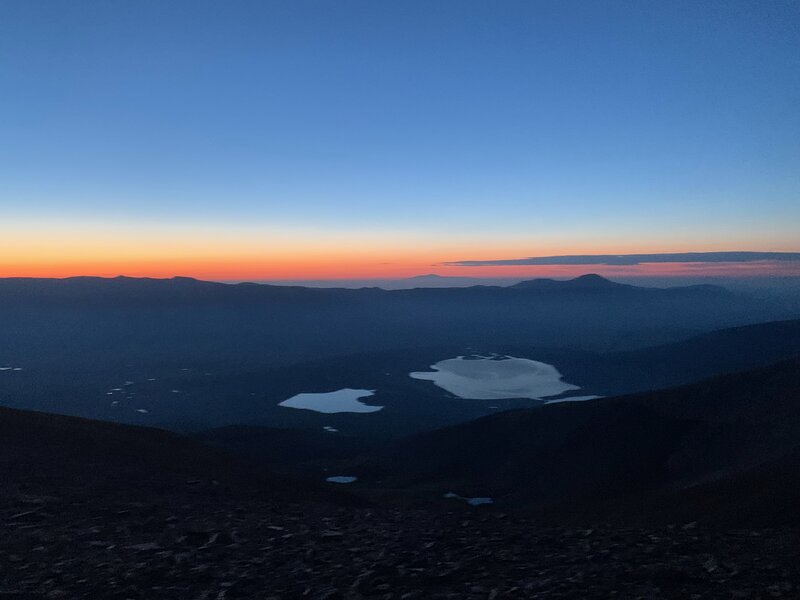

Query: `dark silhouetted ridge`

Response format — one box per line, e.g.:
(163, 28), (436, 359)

(512, 274), (630, 290)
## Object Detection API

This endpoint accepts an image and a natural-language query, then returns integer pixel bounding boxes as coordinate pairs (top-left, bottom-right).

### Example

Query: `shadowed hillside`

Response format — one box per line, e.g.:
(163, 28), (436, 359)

(0, 405), (345, 505)
(356, 359), (800, 526)
(573, 318), (800, 394)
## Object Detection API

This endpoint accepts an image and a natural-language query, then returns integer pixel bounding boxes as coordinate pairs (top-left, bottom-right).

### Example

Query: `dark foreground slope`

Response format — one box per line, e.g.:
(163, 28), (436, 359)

(193, 424), (382, 477)
(358, 360), (800, 526)
(3, 405), (800, 598)
(0, 405), (353, 506)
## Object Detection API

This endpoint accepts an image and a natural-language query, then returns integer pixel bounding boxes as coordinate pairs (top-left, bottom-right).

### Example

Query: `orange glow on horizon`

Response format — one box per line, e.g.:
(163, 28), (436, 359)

(3, 223), (799, 280)
(2, 259), (799, 281)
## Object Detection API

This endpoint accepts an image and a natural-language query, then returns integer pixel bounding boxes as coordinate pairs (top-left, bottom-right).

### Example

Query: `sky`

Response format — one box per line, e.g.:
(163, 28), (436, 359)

(1, 0), (799, 280)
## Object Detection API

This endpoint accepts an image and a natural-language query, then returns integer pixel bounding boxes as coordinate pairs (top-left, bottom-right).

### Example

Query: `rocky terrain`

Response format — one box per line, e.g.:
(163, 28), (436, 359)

(2, 490), (799, 599)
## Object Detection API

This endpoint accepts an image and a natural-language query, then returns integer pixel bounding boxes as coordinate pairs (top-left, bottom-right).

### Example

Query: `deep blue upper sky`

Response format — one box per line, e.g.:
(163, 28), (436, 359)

(1, 1), (799, 278)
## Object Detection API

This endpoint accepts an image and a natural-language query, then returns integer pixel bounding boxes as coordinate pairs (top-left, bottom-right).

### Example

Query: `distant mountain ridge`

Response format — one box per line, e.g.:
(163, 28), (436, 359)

(0, 274), (796, 434)
(511, 273), (730, 296)
(0, 272), (721, 293)
(0, 273), (776, 359)
(512, 273), (632, 290)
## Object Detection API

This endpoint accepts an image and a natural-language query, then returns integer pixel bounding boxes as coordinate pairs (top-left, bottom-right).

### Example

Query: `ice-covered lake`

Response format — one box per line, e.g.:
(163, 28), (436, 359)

(410, 355), (581, 400)
(278, 388), (383, 414)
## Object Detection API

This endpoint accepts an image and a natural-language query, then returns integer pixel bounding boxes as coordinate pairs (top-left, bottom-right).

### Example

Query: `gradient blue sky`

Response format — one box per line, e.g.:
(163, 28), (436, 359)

(1, 1), (799, 279)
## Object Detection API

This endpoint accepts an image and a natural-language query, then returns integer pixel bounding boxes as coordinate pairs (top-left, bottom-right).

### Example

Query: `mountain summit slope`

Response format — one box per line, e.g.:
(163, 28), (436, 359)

(2, 382), (800, 598)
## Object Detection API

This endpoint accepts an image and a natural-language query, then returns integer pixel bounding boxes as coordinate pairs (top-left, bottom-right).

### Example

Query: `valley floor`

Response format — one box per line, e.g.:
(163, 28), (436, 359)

(2, 492), (798, 600)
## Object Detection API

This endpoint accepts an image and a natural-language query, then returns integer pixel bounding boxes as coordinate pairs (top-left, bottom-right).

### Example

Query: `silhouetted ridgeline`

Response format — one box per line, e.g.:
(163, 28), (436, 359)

(0, 274), (790, 367)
